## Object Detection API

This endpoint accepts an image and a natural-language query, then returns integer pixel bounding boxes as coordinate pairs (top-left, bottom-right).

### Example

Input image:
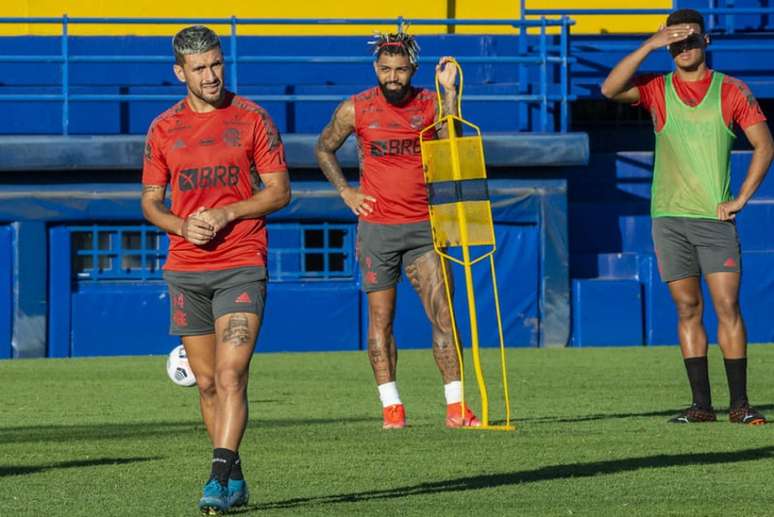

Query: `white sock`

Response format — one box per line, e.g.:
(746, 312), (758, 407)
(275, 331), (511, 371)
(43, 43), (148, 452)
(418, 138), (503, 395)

(377, 382), (401, 408)
(444, 381), (462, 405)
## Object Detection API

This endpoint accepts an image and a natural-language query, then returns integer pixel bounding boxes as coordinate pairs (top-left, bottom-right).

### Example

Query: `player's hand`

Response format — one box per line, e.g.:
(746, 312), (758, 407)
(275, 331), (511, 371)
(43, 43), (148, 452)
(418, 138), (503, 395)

(340, 186), (376, 217)
(645, 24), (695, 50)
(435, 56), (458, 92)
(180, 207), (215, 245)
(717, 199), (744, 221)
(196, 207), (232, 235)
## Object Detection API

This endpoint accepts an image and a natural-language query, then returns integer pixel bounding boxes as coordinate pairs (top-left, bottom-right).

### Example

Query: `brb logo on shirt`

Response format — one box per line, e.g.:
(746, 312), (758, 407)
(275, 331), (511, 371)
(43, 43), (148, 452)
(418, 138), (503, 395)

(370, 138), (421, 157)
(178, 165), (240, 191)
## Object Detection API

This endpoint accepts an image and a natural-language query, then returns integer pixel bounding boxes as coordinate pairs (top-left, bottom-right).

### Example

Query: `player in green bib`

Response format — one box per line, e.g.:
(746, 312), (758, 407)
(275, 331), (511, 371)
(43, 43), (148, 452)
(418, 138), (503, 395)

(602, 9), (774, 424)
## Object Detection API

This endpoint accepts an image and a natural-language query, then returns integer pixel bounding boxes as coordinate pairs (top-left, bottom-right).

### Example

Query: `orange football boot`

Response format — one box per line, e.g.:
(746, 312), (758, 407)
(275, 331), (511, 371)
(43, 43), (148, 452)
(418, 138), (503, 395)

(446, 402), (481, 428)
(382, 403), (406, 429)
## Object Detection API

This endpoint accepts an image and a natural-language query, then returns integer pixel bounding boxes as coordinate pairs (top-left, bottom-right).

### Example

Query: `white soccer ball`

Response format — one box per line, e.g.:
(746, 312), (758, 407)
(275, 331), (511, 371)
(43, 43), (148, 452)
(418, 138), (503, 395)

(166, 344), (197, 387)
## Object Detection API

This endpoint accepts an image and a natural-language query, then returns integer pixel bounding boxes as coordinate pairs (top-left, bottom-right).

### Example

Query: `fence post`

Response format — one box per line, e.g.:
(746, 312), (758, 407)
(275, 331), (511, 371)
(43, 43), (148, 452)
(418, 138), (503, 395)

(560, 16), (569, 133)
(61, 14), (69, 135)
(708, 0), (717, 32)
(230, 16), (239, 93)
(517, 22), (528, 131)
(726, 0), (736, 34)
(539, 16), (547, 132)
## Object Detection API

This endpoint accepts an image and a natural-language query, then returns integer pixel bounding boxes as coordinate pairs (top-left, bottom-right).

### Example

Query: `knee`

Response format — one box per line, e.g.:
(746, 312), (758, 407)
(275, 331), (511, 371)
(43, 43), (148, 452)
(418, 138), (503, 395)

(369, 306), (394, 334)
(215, 368), (248, 395)
(429, 301), (453, 333)
(675, 297), (702, 321)
(196, 374), (217, 400)
(714, 297), (741, 323)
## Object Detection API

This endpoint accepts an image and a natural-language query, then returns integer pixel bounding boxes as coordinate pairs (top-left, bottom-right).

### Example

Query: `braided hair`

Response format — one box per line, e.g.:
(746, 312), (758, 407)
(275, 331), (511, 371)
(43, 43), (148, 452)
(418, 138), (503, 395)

(369, 29), (420, 66)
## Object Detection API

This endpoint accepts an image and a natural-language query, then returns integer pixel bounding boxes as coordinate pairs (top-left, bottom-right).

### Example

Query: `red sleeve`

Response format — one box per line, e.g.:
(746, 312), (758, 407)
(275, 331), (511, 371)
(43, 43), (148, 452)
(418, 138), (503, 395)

(252, 110), (287, 175)
(141, 121), (170, 185)
(632, 74), (666, 131)
(722, 77), (767, 130)
(633, 74), (662, 111)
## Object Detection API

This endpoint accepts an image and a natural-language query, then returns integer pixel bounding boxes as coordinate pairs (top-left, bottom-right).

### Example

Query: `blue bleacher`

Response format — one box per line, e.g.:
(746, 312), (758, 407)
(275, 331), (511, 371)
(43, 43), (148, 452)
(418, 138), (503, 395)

(1, 11), (773, 356)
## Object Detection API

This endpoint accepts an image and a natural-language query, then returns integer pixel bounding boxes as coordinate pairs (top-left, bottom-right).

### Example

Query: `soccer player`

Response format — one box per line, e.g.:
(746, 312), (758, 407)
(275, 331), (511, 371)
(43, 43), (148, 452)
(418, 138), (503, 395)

(601, 9), (773, 424)
(141, 26), (290, 513)
(315, 31), (480, 429)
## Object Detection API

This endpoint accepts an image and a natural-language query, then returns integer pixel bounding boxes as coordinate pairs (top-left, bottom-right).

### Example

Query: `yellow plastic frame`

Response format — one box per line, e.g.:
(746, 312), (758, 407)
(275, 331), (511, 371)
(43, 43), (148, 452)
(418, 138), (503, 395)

(419, 59), (514, 431)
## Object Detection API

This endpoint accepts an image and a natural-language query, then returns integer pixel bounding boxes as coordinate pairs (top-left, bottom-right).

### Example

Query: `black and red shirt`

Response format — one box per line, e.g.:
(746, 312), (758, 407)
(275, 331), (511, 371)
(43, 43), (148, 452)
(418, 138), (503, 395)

(142, 92), (287, 271)
(353, 86), (437, 224)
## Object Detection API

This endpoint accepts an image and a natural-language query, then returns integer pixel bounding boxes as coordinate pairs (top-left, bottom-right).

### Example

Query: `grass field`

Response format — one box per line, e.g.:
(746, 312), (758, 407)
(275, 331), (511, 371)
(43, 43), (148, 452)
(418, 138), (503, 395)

(2, 345), (774, 516)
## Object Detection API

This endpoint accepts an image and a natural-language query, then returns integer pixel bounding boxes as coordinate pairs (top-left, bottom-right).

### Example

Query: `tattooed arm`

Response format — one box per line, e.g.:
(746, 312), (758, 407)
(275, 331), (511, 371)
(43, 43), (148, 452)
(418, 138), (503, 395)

(141, 184), (214, 245)
(435, 56), (461, 139)
(315, 99), (376, 216)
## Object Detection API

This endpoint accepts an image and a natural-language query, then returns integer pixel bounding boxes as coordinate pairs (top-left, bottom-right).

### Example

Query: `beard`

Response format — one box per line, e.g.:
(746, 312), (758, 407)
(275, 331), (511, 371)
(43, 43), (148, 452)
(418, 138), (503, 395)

(194, 82), (225, 105)
(379, 81), (412, 105)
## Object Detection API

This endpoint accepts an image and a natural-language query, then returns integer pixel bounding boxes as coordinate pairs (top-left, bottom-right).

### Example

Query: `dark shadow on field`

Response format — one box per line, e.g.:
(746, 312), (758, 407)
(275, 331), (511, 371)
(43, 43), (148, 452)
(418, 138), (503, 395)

(517, 404), (774, 424)
(0, 417), (374, 444)
(0, 456), (159, 477)
(236, 446), (774, 512)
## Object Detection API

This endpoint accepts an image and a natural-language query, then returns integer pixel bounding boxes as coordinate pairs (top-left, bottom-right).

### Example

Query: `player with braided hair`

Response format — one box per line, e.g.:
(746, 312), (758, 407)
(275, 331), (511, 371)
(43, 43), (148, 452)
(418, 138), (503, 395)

(316, 30), (480, 429)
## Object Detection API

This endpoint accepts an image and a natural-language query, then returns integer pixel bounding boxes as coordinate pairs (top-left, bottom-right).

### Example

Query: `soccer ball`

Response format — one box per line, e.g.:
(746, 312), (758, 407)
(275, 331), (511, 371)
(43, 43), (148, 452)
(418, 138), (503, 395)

(166, 344), (197, 387)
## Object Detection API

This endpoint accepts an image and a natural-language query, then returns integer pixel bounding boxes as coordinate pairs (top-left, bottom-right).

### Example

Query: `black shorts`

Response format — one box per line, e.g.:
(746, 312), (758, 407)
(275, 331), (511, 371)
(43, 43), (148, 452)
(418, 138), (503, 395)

(163, 266), (267, 336)
(357, 220), (435, 292)
(652, 217), (741, 283)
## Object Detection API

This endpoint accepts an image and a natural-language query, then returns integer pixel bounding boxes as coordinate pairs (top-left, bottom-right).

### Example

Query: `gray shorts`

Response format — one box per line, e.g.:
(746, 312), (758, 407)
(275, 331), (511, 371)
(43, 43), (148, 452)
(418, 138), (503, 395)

(652, 217), (741, 283)
(357, 220), (435, 292)
(163, 266), (267, 336)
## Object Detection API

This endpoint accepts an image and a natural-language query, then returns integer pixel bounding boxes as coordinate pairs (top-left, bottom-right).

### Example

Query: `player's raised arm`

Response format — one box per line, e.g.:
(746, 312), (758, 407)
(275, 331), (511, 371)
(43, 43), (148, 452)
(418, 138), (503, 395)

(434, 56), (461, 138)
(601, 24), (696, 103)
(315, 98), (376, 216)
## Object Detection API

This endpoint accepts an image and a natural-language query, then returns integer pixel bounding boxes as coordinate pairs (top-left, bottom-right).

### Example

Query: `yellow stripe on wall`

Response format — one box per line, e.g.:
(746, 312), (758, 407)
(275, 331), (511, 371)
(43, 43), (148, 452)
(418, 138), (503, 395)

(0, 0), (447, 36)
(0, 0), (673, 36)
(522, 0), (671, 35)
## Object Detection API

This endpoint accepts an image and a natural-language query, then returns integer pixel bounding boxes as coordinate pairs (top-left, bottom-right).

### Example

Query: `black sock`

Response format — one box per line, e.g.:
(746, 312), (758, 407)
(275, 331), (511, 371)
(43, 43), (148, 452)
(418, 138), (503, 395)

(210, 448), (236, 487)
(230, 453), (244, 481)
(724, 357), (749, 409)
(684, 357), (712, 409)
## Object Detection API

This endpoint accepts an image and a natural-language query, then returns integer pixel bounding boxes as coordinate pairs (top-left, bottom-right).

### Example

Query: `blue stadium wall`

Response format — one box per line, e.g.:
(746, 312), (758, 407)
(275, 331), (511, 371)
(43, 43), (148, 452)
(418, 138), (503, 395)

(1, 31), (774, 357)
(0, 174), (571, 358)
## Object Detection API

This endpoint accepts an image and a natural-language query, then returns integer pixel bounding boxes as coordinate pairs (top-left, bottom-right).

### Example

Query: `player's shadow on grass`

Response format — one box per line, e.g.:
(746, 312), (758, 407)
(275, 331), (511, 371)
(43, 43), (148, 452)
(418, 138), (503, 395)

(520, 403), (774, 424)
(0, 417), (374, 445)
(0, 456), (159, 478)
(237, 446), (774, 512)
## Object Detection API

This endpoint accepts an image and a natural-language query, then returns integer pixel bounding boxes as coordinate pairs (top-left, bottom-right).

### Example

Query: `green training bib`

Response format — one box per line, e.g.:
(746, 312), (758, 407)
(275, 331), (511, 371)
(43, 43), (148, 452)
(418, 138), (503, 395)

(651, 71), (735, 218)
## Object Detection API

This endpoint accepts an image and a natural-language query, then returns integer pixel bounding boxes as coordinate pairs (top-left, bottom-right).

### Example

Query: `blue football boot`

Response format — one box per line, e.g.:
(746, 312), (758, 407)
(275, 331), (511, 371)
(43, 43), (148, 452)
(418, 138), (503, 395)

(228, 479), (250, 508)
(198, 478), (229, 515)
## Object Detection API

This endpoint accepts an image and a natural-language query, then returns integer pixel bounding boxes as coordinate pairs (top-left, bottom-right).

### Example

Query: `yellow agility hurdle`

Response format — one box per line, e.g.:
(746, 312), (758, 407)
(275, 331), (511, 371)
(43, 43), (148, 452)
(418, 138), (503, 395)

(420, 59), (514, 431)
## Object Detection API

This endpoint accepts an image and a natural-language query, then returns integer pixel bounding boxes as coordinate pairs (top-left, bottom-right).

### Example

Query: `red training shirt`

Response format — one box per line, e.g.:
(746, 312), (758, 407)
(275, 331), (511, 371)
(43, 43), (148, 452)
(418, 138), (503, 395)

(142, 92), (287, 272)
(353, 86), (437, 224)
(634, 70), (766, 131)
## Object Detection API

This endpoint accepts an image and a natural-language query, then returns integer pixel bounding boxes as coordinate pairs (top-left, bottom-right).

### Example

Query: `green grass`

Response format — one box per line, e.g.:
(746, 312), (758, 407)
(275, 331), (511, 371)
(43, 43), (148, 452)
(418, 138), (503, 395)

(2, 346), (774, 516)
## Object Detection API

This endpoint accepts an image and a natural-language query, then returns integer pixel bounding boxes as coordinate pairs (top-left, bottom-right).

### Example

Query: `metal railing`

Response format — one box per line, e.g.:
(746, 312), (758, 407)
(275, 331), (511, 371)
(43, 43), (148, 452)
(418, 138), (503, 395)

(521, 0), (774, 34)
(0, 16), (576, 134)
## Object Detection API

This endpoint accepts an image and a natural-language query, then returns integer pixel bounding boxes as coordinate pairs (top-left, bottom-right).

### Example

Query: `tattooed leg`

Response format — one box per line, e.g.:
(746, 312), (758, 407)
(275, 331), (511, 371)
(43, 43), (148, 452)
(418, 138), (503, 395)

(213, 312), (260, 451)
(367, 288), (398, 384)
(406, 250), (461, 384)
